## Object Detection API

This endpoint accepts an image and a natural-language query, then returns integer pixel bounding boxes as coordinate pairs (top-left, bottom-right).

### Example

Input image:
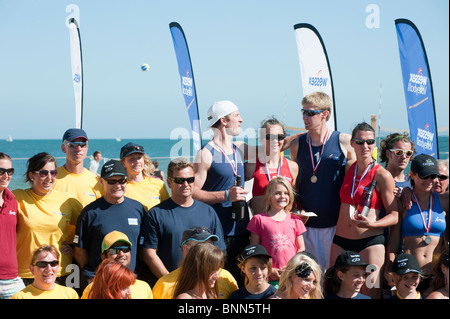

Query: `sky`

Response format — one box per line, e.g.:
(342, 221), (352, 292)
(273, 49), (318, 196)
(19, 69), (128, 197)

(0, 0), (448, 140)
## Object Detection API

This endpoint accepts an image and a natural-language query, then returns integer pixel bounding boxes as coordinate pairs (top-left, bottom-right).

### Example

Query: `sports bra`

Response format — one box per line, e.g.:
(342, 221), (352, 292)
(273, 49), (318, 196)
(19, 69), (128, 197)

(402, 192), (446, 237)
(252, 157), (293, 197)
(340, 162), (383, 210)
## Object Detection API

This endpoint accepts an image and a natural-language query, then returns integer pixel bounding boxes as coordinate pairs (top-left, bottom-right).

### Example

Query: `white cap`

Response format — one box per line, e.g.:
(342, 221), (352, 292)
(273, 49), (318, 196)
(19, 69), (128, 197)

(206, 100), (238, 130)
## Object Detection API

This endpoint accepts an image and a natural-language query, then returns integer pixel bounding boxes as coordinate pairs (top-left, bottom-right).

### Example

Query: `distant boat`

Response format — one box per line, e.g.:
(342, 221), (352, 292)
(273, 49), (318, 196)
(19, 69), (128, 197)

(115, 137), (121, 142)
(6, 134), (13, 142)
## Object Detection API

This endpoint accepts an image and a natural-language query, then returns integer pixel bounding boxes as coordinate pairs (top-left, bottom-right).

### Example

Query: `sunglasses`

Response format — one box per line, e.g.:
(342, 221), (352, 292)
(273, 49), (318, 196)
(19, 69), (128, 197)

(301, 109), (325, 117)
(34, 260), (59, 268)
(169, 176), (195, 184)
(0, 168), (14, 176)
(35, 169), (57, 178)
(438, 175), (449, 181)
(66, 141), (88, 148)
(352, 138), (376, 146)
(265, 134), (285, 141)
(390, 149), (414, 157)
(105, 178), (128, 185)
(418, 174), (439, 180)
(107, 246), (131, 255)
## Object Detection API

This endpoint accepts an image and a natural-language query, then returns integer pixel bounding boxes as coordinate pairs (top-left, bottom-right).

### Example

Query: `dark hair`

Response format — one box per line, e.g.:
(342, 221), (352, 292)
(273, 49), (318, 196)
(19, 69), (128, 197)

(25, 152), (56, 183)
(0, 152), (12, 161)
(351, 122), (375, 139)
(379, 133), (415, 165)
(167, 157), (193, 179)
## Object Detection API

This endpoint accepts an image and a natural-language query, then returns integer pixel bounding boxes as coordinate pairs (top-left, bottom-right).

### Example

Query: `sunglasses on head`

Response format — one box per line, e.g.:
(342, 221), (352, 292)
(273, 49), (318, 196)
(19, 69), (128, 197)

(34, 260), (59, 268)
(265, 134), (285, 141)
(105, 177), (127, 185)
(301, 109), (325, 117)
(352, 138), (376, 146)
(169, 176), (195, 184)
(35, 169), (57, 178)
(390, 149), (414, 157)
(0, 168), (14, 176)
(66, 141), (88, 148)
(107, 246), (131, 255)
(121, 145), (144, 158)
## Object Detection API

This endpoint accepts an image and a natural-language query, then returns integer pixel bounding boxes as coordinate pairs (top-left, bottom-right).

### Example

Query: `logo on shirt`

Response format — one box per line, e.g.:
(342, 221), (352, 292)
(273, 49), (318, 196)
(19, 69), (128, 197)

(271, 233), (291, 252)
(9, 210), (16, 216)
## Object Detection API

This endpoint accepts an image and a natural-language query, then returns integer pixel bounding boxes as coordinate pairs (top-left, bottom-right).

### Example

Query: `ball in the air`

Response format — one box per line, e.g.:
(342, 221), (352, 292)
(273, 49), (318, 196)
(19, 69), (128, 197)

(141, 63), (149, 71)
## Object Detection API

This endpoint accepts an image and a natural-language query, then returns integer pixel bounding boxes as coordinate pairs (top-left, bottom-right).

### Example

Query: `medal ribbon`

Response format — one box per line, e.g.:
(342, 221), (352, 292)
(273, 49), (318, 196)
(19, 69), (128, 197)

(412, 192), (433, 234)
(350, 160), (374, 203)
(263, 156), (282, 182)
(213, 138), (238, 176)
(308, 129), (330, 176)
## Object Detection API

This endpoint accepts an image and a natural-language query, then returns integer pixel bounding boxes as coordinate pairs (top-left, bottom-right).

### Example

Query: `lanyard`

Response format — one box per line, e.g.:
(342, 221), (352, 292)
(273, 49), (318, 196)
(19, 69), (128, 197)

(263, 156), (282, 182)
(308, 129), (330, 175)
(213, 138), (238, 176)
(412, 192), (434, 234)
(350, 160), (374, 203)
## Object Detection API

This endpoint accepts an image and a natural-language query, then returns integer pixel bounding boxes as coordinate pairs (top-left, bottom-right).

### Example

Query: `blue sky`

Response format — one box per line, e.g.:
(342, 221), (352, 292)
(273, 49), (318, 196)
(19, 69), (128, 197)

(0, 0), (448, 139)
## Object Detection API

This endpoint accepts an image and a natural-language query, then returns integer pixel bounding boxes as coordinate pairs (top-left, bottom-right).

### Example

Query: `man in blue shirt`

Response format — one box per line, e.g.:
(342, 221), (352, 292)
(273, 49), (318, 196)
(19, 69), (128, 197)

(141, 158), (225, 284)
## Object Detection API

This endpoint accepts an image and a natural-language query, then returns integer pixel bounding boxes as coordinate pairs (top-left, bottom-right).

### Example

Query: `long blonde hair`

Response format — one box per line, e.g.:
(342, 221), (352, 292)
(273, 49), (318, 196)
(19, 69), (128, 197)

(263, 176), (295, 213)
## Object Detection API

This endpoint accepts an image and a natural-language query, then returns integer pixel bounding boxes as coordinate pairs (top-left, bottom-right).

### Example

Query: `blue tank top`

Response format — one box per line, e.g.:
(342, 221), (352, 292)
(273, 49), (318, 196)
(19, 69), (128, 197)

(402, 192), (446, 237)
(296, 131), (347, 228)
(202, 143), (249, 236)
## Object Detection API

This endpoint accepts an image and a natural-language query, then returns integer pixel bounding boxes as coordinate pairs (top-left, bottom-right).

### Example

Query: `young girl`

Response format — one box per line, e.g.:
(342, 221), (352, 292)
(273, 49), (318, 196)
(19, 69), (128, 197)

(247, 177), (306, 285)
(391, 253), (423, 299)
(230, 244), (277, 299)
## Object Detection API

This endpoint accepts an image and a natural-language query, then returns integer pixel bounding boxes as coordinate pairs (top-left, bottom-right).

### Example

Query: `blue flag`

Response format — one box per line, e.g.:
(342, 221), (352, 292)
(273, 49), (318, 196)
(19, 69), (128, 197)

(395, 19), (439, 158)
(169, 22), (202, 155)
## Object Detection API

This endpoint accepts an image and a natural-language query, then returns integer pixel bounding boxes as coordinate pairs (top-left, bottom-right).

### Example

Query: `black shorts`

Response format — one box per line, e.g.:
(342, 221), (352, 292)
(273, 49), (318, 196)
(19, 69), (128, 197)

(333, 234), (385, 252)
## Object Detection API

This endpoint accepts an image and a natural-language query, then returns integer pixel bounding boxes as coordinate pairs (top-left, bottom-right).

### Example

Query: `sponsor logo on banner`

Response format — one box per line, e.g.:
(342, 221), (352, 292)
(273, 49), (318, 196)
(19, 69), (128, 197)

(182, 69), (193, 97)
(416, 123), (434, 151)
(407, 67), (428, 96)
(308, 70), (328, 88)
(73, 73), (80, 83)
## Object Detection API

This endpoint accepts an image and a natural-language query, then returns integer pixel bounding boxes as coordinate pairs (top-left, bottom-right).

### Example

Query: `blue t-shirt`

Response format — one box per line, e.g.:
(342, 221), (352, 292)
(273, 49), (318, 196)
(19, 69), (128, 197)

(140, 198), (226, 272)
(229, 284), (277, 299)
(74, 197), (146, 279)
(325, 292), (371, 299)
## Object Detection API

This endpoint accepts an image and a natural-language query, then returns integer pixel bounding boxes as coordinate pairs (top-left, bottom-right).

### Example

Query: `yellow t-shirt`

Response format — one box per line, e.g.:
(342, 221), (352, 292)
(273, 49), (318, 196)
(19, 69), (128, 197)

(54, 166), (103, 207)
(152, 268), (238, 299)
(13, 188), (83, 278)
(81, 279), (153, 299)
(11, 284), (79, 299)
(124, 176), (169, 211)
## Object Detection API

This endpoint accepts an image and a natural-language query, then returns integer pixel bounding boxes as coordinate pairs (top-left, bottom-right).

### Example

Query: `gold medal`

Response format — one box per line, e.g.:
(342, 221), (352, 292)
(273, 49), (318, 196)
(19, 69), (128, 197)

(310, 174), (318, 183)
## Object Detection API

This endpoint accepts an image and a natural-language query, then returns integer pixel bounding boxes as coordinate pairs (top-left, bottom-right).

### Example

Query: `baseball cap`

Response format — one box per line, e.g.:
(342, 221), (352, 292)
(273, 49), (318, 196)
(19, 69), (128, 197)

(334, 250), (368, 267)
(393, 253), (423, 275)
(101, 231), (132, 254)
(410, 153), (439, 178)
(101, 160), (127, 179)
(206, 100), (238, 129)
(180, 227), (219, 248)
(240, 244), (272, 260)
(120, 142), (145, 159)
(62, 128), (88, 142)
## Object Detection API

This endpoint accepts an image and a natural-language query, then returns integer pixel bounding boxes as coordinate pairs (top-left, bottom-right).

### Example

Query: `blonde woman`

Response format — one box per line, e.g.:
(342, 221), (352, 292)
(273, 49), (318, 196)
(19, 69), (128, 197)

(270, 252), (323, 299)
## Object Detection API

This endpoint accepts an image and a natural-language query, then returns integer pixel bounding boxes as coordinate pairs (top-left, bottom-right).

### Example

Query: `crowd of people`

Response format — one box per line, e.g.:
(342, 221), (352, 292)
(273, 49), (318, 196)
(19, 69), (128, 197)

(0, 91), (448, 300)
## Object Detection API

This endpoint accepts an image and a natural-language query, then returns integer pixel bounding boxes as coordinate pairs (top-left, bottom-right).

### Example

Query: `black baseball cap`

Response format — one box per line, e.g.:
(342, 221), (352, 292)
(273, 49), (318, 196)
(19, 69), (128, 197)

(240, 244), (271, 260)
(62, 128), (88, 142)
(120, 142), (145, 159)
(180, 227), (219, 248)
(393, 253), (423, 275)
(410, 153), (439, 178)
(101, 160), (127, 179)
(335, 251), (368, 267)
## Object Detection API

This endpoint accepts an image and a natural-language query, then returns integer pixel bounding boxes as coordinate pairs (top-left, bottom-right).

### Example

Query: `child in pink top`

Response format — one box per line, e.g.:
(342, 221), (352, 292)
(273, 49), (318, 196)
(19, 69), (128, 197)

(247, 177), (306, 283)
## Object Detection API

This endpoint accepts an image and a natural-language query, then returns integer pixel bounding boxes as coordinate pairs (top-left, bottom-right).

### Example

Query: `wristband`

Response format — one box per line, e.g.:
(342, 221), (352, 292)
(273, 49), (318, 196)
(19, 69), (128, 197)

(225, 189), (230, 201)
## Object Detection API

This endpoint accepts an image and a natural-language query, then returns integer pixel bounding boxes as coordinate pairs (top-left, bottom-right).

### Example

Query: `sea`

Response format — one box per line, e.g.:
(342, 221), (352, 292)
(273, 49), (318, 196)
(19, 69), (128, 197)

(1, 136), (449, 191)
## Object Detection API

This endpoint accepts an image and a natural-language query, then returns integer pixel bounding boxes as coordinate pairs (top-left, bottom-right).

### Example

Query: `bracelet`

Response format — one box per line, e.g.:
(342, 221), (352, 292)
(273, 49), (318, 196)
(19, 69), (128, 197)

(225, 189), (230, 201)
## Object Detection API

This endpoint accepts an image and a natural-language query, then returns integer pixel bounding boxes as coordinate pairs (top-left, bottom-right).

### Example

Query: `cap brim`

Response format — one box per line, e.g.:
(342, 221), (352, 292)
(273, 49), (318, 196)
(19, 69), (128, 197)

(102, 239), (132, 253)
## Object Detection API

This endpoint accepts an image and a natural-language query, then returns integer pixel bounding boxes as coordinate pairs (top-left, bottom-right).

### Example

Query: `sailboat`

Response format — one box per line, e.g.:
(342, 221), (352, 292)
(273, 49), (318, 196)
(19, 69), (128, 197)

(6, 134), (13, 142)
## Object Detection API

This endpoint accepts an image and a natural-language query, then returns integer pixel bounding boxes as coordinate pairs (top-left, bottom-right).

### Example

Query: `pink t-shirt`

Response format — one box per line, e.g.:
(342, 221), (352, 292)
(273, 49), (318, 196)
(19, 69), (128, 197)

(247, 212), (306, 270)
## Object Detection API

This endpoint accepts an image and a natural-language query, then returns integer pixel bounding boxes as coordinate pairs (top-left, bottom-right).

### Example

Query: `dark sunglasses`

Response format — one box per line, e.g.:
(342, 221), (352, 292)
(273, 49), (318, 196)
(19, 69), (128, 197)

(105, 178), (128, 185)
(418, 174), (439, 180)
(438, 175), (449, 181)
(35, 169), (57, 178)
(66, 141), (88, 148)
(169, 176), (195, 184)
(352, 138), (376, 146)
(265, 134), (285, 141)
(0, 168), (14, 176)
(34, 260), (59, 268)
(107, 246), (131, 255)
(390, 149), (414, 157)
(301, 109), (325, 117)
